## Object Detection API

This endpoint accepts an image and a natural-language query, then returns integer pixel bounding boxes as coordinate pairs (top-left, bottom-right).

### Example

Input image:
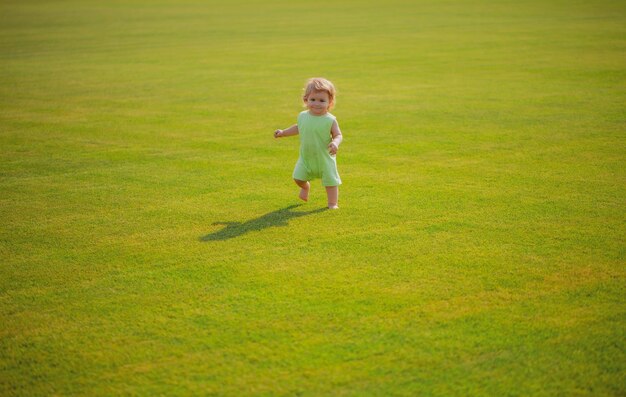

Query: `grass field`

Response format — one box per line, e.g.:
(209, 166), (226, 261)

(1, 0), (625, 395)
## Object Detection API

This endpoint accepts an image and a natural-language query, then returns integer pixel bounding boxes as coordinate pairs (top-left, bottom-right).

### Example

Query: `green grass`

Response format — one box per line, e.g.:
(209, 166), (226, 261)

(1, 0), (624, 395)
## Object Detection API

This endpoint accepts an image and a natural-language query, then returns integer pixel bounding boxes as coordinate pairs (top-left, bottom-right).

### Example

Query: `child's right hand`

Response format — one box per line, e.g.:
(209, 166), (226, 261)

(274, 129), (283, 138)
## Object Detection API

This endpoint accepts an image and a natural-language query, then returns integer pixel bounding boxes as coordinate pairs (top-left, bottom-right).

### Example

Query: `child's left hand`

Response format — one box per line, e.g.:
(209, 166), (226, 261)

(328, 142), (338, 155)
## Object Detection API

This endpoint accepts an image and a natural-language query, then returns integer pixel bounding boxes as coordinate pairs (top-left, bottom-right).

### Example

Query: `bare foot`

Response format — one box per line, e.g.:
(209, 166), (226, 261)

(299, 182), (310, 202)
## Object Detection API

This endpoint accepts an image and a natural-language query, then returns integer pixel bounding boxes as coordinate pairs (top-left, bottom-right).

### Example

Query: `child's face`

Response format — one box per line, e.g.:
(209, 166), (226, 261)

(305, 90), (332, 115)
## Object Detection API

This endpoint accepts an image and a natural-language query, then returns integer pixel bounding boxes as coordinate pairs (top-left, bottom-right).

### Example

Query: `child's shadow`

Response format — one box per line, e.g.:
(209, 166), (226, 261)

(200, 204), (327, 242)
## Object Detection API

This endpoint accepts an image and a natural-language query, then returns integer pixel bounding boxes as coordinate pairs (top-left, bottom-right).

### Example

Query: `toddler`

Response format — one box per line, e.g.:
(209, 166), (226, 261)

(274, 78), (343, 209)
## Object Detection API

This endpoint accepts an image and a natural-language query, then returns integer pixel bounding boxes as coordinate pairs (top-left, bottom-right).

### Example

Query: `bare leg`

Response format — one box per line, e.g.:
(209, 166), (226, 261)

(294, 179), (310, 202)
(326, 186), (339, 209)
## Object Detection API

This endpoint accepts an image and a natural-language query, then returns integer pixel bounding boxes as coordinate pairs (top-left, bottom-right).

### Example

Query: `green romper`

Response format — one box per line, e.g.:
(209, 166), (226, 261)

(292, 111), (342, 187)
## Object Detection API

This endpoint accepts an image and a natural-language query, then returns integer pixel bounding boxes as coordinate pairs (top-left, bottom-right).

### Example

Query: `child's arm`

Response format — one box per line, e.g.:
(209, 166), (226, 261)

(274, 124), (298, 138)
(328, 119), (343, 155)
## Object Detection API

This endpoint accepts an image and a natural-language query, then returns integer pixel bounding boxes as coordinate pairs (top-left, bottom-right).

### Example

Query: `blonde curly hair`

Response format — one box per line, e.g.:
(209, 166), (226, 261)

(302, 77), (336, 109)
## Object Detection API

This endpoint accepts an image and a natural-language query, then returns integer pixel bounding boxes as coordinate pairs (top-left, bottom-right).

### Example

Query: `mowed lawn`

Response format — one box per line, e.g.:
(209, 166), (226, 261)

(1, 0), (624, 395)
